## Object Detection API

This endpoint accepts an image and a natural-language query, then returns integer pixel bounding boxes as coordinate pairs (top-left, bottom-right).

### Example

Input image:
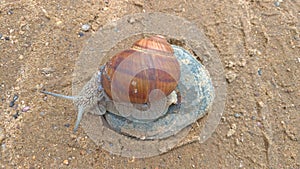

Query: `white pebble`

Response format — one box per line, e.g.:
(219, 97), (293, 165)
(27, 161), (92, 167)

(81, 24), (91, 32)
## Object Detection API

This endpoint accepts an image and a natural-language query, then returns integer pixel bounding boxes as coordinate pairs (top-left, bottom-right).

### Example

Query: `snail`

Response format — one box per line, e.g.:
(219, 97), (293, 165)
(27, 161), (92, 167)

(42, 35), (215, 140)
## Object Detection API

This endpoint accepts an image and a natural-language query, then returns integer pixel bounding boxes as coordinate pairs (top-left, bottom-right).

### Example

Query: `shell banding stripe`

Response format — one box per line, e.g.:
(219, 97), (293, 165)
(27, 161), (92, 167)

(101, 35), (180, 104)
(104, 50), (179, 82)
(131, 43), (174, 57)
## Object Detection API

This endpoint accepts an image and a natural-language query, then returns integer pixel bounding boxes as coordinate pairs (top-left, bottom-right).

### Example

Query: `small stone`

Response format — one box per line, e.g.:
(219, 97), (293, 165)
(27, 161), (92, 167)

(257, 122), (263, 128)
(0, 128), (5, 143)
(258, 101), (264, 108)
(274, 1), (280, 7)
(63, 159), (69, 165)
(0, 33), (2, 39)
(258, 68), (262, 76)
(226, 61), (235, 68)
(52, 125), (58, 130)
(64, 123), (70, 128)
(128, 17), (136, 24)
(4, 36), (10, 41)
(12, 111), (20, 119)
(13, 94), (19, 101)
(102, 7), (109, 11)
(78, 32), (84, 37)
(226, 71), (237, 83)
(234, 113), (241, 118)
(1, 143), (6, 151)
(227, 124), (237, 137)
(56, 20), (63, 26)
(227, 129), (236, 137)
(41, 67), (55, 75)
(81, 24), (91, 32)
(22, 106), (30, 112)
(7, 9), (13, 15)
(40, 112), (45, 116)
(70, 134), (77, 139)
(9, 101), (15, 107)
(221, 117), (226, 122)
(231, 123), (237, 130)
(19, 55), (24, 60)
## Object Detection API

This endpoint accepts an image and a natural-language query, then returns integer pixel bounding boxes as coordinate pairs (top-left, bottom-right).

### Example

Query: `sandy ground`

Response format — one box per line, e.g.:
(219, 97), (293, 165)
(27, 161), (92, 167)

(0, 0), (299, 168)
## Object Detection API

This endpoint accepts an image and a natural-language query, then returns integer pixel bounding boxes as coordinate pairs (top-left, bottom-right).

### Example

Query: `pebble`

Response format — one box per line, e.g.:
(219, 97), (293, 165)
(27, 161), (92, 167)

(227, 124), (237, 137)
(41, 67), (55, 75)
(81, 24), (91, 32)
(258, 68), (262, 76)
(4, 36), (10, 41)
(9, 101), (15, 107)
(226, 71), (237, 83)
(18, 55), (24, 60)
(0, 127), (5, 143)
(1, 143), (6, 151)
(40, 112), (45, 116)
(21, 106), (30, 112)
(258, 101), (264, 108)
(13, 111), (20, 119)
(234, 113), (241, 118)
(63, 159), (69, 165)
(227, 129), (236, 137)
(102, 7), (109, 11)
(13, 94), (19, 101)
(7, 9), (13, 15)
(64, 123), (70, 128)
(78, 32), (84, 37)
(128, 17), (136, 24)
(225, 61), (235, 68)
(0, 33), (2, 39)
(274, 1), (280, 7)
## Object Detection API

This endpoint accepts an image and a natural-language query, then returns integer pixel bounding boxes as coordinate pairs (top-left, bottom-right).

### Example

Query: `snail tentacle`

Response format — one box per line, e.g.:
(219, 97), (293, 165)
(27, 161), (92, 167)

(74, 106), (84, 132)
(40, 90), (76, 100)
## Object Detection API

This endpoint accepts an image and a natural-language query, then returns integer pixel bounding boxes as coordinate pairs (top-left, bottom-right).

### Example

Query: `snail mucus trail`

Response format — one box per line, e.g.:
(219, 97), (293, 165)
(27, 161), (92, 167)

(41, 35), (181, 133)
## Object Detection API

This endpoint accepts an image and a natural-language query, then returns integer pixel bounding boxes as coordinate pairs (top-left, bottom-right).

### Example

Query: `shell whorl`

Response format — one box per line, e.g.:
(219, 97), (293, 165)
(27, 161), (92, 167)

(101, 35), (180, 104)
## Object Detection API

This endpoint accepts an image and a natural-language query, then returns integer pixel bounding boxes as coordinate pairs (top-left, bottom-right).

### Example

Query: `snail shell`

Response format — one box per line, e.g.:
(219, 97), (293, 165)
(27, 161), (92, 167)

(101, 35), (181, 104)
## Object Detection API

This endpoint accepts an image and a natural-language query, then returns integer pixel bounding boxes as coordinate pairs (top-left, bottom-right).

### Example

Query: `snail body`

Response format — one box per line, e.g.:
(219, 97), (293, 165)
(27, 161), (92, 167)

(41, 35), (215, 140)
(42, 35), (182, 132)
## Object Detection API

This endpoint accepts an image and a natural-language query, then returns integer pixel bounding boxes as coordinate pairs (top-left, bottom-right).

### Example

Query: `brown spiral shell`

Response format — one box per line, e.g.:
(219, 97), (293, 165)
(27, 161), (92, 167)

(101, 35), (180, 104)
